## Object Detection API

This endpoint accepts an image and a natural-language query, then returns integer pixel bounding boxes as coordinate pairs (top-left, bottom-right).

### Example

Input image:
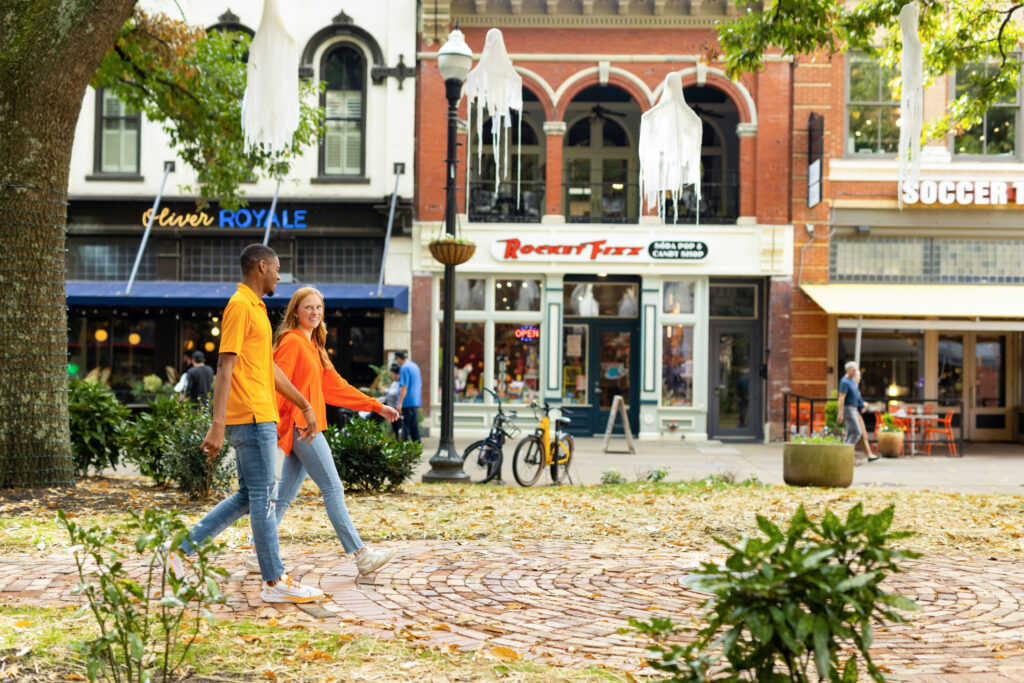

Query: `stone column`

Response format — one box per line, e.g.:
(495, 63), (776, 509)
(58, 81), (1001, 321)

(541, 274), (564, 403)
(736, 122), (758, 224)
(638, 275), (662, 440)
(543, 121), (566, 222)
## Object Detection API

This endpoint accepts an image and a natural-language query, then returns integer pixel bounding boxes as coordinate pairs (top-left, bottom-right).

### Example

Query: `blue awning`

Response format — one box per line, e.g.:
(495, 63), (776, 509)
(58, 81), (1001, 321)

(66, 281), (408, 313)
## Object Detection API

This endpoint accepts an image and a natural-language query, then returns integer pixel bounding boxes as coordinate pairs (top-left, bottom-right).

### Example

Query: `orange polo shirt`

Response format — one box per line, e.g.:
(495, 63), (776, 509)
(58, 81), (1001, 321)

(273, 329), (383, 455)
(220, 284), (279, 425)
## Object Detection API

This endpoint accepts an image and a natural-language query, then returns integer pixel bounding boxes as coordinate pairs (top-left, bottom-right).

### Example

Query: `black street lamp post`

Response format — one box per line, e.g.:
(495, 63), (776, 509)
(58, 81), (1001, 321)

(423, 28), (473, 483)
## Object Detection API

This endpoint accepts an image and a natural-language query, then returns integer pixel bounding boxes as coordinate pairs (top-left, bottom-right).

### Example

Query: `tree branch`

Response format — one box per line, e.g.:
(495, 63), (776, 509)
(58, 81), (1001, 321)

(112, 43), (203, 107)
(995, 4), (1024, 69)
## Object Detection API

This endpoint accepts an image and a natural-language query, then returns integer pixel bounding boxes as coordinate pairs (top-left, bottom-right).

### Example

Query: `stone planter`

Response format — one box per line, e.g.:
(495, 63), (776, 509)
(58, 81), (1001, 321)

(429, 239), (476, 266)
(783, 442), (854, 488)
(877, 431), (904, 458)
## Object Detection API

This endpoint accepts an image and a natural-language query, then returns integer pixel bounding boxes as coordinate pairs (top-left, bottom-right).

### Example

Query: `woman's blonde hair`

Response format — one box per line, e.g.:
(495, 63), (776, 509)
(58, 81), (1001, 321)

(275, 286), (330, 367)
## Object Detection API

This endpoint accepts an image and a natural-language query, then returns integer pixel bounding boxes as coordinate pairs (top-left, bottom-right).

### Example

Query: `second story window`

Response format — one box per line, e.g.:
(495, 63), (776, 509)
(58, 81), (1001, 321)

(954, 62), (1019, 158)
(846, 53), (899, 155)
(321, 45), (366, 177)
(95, 88), (140, 175)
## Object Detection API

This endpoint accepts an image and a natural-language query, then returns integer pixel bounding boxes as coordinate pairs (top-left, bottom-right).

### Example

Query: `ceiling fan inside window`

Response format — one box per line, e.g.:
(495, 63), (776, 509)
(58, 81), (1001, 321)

(587, 103), (628, 123)
(690, 103), (724, 120)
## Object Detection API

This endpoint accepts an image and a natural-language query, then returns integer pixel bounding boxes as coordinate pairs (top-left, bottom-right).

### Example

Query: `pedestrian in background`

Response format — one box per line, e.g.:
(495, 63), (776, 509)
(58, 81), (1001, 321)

(382, 363), (404, 439)
(837, 361), (878, 465)
(395, 350), (422, 443)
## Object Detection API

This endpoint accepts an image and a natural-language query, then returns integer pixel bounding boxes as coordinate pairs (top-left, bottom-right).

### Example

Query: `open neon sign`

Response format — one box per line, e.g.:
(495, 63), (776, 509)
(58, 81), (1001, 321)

(515, 326), (540, 342)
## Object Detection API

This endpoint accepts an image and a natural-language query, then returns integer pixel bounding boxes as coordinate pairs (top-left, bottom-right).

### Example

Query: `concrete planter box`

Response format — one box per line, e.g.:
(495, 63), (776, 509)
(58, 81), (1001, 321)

(783, 442), (854, 488)
(877, 431), (904, 458)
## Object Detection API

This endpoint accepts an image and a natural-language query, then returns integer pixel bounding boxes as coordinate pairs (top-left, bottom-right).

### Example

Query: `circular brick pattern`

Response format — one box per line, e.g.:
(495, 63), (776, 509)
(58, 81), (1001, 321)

(4, 543), (1024, 678)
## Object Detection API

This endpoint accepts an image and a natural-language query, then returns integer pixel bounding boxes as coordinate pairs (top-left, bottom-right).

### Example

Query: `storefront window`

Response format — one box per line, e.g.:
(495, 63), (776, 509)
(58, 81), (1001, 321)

(494, 279), (541, 311)
(662, 325), (694, 406)
(562, 325), (588, 404)
(441, 278), (486, 311)
(563, 281), (639, 317)
(663, 281), (695, 314)
(839, 330), (924, 400)
(975, 335), (1006, 408)
(440, 322), (485, 402)
(938, 334), (964, 400)
(709, 284), (756, 318)
(494, 323), (540, 403)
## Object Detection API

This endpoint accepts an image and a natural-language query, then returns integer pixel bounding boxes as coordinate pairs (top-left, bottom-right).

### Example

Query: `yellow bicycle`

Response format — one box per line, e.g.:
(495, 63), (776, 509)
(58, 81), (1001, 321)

(512, 401), (575, 486)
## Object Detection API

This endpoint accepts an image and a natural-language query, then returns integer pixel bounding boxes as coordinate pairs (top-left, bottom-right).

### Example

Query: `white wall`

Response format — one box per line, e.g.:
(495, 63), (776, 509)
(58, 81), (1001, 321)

(67, 0), (416, 202)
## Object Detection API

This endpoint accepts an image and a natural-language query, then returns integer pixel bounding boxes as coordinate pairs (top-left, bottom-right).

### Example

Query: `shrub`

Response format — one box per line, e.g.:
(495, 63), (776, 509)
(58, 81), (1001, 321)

(879, 413), (904, 433)
(791, 434), (844, 445)
(633, 504), (920, 682)
(122, 396), (190, 486)
(59, 507), (228, 683)
(68, 378), (131, 475)
(131, 374), (175, 402)
(163, 403), (234, 499)
(600, 470), (626, 485)
(324, 418), (421, 492)
(644, 467), (670, 483)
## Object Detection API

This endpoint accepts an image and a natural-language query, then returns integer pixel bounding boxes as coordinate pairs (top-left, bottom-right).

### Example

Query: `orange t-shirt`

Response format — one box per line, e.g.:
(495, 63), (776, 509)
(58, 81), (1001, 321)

(219, 284), (279, 425)
(273, 329), (383, 455)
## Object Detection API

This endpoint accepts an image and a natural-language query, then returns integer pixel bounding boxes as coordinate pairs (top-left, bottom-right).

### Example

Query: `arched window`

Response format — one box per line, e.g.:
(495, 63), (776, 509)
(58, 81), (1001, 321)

(321, 44), (366, 177)
(93, 88), (140, 176)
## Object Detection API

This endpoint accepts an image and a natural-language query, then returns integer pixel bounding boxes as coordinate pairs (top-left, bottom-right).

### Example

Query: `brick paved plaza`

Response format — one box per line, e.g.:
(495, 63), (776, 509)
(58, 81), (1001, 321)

(4, 540), (1024, 680)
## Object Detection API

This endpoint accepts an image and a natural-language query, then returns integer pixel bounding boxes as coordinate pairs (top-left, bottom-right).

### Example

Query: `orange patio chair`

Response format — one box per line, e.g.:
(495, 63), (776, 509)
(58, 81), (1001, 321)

(924, 410), (958, 457)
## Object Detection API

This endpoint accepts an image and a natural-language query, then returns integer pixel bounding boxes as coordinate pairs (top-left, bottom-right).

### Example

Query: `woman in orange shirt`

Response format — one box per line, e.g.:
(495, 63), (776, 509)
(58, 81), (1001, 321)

(257, 286), (400, 576)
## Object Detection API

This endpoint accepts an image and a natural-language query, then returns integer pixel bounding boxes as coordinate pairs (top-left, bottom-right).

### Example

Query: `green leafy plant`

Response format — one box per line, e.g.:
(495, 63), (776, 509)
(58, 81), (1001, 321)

(632, 504), (920, 682)
(68, 379), (131, 475)
(879, 413), (905, 434)
(130, 375), (174, 402)
(643, 467), (670, 483)
(823, 390), (843, 438)
(600, 470), (627, 485)
(792, 434), (844, 445)
(122, 397), (191, 486)
(59, 507), (228, 683)
(325, 418), (422, 493)
(162, 404), (234, 499)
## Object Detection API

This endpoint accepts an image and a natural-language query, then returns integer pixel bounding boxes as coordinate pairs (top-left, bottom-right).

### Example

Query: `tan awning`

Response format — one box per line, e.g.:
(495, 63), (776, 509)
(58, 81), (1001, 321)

(801, 284), (1024, 319)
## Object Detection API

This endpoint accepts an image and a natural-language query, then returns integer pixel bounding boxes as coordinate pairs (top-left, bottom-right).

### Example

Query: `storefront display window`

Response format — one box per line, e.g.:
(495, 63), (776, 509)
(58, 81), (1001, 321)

(494, 323), (540, 403)
(440, 322), (485, 402)
(562, 325), (588, 404)
(938, 334), (964, 400)
(839, 330), (924, 400)
(975, 335), (1006, 408)
(663, 281), (695, 314)
(494, 279), (541, 311)
(564, 281), (639, 317)
(662, 325), (694, 406)
(67, 237), (156, 281)
(441, 278), (486, 311)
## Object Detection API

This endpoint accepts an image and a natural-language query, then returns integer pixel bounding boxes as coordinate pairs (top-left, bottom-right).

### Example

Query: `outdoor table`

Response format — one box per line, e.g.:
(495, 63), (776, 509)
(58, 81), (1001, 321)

(894, 411), (939, 455)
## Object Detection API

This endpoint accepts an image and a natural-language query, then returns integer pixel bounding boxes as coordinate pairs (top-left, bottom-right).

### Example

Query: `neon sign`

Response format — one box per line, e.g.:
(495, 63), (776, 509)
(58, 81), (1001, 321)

(140, 207), (308, 229)
(515, 326), (540, 342)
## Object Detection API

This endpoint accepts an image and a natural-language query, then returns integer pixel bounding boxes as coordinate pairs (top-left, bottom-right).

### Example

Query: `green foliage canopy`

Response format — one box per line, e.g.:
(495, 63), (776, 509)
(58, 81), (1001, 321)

(715, 0), (1024, 139)
(93, 10), (323, 209)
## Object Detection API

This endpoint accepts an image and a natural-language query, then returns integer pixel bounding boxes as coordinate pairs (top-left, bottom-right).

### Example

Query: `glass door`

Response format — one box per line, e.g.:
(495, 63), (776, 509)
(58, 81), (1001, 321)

(967, 334), (1012, 440)
(590, 323), (638, 435)
(708, 322), (761, 439)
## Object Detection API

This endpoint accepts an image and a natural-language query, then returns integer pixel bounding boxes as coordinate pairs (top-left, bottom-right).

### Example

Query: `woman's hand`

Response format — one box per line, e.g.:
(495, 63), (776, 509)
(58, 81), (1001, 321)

(298, 406), (317, 442)
(379, 405), (400, 423)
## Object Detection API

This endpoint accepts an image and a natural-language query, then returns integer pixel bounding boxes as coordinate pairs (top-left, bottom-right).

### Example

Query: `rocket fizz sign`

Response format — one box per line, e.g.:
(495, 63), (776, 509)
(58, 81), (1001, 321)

(492, 237), (708, 262)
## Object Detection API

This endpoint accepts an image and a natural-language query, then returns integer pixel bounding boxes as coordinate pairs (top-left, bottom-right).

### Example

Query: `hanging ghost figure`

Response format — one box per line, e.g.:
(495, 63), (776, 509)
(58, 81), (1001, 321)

(242, 0), (300, 153)
(464, 28), (523, 205)
(898, 1), (923, 209)
(639, 72), (703, 224)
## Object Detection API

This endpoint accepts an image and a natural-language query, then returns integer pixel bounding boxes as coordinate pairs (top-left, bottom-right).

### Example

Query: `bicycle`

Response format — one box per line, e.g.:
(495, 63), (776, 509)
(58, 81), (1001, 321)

(461, 388), (519, 484)
(512, 401), (575, 486)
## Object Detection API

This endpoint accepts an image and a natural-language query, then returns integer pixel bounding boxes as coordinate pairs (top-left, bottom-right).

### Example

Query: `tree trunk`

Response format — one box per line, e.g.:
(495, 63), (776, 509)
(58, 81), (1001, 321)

(0, 0), (136, 487)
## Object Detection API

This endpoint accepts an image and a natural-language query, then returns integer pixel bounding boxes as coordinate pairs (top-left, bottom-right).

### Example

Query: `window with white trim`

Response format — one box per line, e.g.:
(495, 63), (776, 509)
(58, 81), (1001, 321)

(95, 89), (140, 174)
(953, 61), (1020, 158)
(321, 44), (365, 176)
(846, 53), (899, 156)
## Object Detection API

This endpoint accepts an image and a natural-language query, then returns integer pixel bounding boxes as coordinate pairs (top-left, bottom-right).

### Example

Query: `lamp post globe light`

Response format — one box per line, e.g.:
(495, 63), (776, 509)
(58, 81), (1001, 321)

(423, 27), (473, 483)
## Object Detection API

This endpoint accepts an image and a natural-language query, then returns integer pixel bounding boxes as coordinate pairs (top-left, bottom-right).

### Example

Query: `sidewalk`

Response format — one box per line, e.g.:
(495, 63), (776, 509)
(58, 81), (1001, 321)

(414, 436), (1024, 495)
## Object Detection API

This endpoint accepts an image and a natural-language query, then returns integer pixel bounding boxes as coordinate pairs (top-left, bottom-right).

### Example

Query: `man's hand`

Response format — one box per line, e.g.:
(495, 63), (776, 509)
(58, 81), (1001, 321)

(297, 406), (317, 443)
(380, 405), (400, 422)
(202, 423), (226, 465)
(837, 412), (845, 424)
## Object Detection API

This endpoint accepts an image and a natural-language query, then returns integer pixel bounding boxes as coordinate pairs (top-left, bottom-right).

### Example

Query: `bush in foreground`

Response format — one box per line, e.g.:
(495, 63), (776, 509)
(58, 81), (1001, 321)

(325, 418), (421, 492)
(68, 379), (131, 475)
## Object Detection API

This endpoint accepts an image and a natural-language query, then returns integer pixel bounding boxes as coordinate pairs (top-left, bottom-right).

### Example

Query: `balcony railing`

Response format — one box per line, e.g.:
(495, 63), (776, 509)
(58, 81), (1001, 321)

(661, 177), (740, 224)
(564, 182), (640, 223)
(467, 180), (545, 223)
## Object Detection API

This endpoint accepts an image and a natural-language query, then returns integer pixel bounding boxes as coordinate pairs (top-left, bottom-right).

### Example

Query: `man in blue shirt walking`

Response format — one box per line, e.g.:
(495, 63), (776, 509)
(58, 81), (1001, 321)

(837, 361), (877, 464)
(395, 350), (422, 443)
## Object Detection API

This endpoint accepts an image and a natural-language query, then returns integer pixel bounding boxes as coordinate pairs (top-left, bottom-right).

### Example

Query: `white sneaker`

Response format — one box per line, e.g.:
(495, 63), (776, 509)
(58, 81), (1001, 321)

(354, 546), (395, 576)
(244, 553), (260, 573)
(260, 574), (323, 604)
(159, 542), (192, 582)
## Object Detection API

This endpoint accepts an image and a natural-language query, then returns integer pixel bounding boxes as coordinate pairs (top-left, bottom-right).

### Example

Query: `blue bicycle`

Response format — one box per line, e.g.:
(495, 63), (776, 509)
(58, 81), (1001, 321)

(461, 388), (519, 484)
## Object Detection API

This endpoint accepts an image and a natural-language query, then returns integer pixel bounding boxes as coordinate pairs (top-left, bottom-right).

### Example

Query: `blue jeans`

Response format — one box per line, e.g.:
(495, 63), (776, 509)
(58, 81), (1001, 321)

(843, 405), (862, 445)
(180, 422), (284, 583)
(402, 406), (420, 443)
(274, 429), (364, 554)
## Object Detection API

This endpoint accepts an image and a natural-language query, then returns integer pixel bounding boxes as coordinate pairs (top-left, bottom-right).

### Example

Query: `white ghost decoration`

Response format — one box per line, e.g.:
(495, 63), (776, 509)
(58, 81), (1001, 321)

(242, 0), (300, 153)
(898, 1), (923, 208)
(639, 72), (703, 223)
(464, 28), (523, 204)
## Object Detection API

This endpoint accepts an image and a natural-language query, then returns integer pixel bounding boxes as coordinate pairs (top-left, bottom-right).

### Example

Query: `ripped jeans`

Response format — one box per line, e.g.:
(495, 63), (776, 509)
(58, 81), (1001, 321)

(179, 421), (284, 583)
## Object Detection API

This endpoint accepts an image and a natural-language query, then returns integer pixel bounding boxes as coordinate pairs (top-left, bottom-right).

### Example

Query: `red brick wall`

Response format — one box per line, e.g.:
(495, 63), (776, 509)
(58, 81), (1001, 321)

(410, 274), (433, 416)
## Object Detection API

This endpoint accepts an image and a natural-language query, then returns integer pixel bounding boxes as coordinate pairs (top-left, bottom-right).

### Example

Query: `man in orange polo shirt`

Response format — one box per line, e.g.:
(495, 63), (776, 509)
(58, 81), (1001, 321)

(169, 244), (323, 603)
